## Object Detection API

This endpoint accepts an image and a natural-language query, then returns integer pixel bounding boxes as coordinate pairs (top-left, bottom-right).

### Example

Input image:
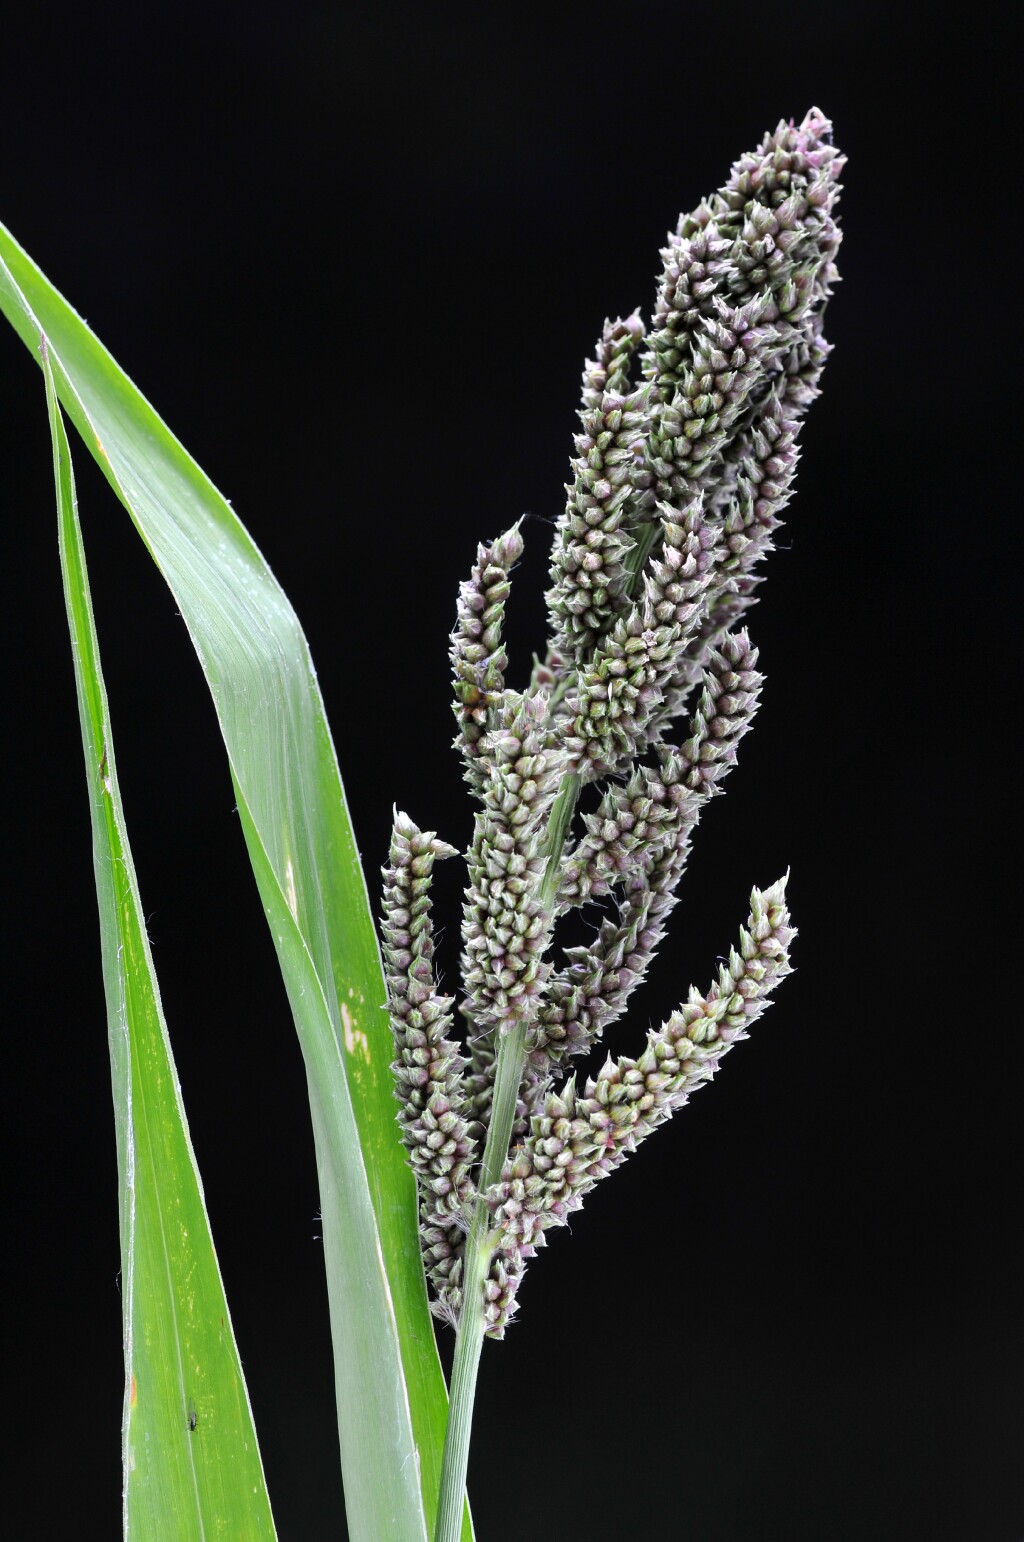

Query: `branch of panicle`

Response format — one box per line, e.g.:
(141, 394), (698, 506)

(380, 812), (479, 1320)
(480, 878), (795, 1336)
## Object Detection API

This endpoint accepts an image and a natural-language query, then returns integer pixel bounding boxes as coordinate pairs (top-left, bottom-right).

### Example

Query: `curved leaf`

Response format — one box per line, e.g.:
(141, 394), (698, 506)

(46, 347), (277, 1538)
(3, 223), (468, 1542)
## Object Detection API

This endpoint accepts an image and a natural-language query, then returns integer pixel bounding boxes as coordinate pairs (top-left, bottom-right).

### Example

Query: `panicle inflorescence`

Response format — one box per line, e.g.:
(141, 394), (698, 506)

(380, 108), (840, 1338)
(482, 877), (795, 1333)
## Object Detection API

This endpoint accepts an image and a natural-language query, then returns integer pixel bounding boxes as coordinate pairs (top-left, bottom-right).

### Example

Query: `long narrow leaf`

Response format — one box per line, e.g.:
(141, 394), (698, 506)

(45, 344), (278, 1539)
(2, 224), (468, 1542)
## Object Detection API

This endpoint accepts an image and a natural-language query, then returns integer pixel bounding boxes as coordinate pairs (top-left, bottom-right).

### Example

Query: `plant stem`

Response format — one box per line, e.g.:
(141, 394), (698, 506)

(433, 1021), (528, 1542)
(539, 770), (581, 910)
(625, 518), (661, 594)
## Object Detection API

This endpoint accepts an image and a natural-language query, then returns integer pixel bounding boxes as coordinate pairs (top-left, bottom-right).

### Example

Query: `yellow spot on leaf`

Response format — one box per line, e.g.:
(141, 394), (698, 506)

(283, 857), (298, 921)
(341, 1001), (369, 1061)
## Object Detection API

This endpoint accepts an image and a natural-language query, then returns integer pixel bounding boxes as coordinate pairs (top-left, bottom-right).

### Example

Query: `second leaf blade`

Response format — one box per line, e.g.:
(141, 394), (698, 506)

(47, 342), (278, 1540)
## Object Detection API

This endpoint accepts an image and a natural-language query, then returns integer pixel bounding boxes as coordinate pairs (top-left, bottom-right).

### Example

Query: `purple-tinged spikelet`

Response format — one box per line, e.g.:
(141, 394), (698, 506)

(380, 812), (478, 1314)
(547, 313), (656, 667)
(481, 878), (795, 1335)
(451, 524), (525, 790)
(459, 689), (569, 1123)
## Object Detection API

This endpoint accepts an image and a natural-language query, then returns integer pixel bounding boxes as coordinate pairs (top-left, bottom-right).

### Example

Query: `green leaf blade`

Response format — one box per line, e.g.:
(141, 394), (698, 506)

(45, 346), (278, 1540)
(3, 223), (469, 1541)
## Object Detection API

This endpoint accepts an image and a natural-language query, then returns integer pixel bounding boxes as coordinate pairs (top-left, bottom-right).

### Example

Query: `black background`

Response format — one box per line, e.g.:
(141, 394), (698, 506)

(1, 5), (1018, 1540)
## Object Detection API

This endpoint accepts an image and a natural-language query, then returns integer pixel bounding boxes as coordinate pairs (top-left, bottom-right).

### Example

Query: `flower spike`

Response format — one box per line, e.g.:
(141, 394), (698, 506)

(381, 111), (840, 1341)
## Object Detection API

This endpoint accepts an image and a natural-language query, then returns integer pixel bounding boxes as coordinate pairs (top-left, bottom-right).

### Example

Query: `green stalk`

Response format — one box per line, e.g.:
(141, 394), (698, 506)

(625, 518), (661, 595)
(433, 1021), (528, 1542)
(539, 770), (581, 911)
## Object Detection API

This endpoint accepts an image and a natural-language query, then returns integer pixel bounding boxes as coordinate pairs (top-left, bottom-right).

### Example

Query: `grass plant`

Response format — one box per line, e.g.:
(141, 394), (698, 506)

(1, 104), (842, 1540)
